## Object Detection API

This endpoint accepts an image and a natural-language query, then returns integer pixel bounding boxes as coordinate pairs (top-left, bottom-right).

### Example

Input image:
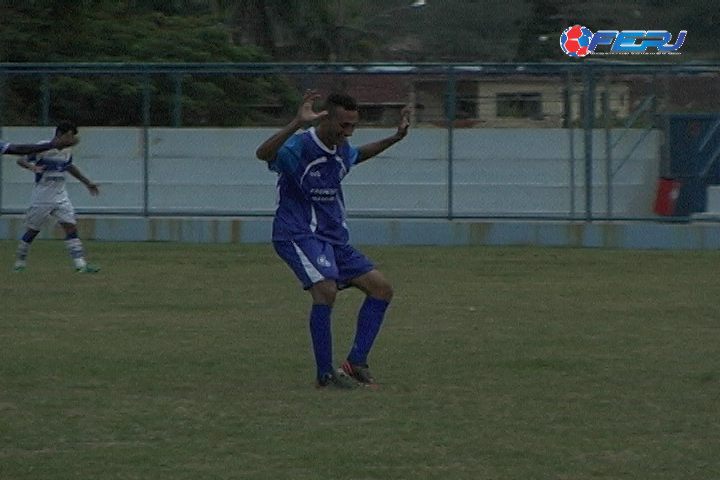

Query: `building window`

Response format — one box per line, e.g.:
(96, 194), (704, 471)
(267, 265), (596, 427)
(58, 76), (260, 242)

(358, 105), (384, 123)
(443, 95), (478, 120)
(496, 92), (542, 119)
(457, 96), (478, 119)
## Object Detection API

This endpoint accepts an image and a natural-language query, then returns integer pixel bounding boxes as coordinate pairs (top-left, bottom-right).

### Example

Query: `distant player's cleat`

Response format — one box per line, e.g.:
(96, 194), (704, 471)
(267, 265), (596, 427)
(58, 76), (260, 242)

(314, 369), (358, 390)
(76, 265), (100, 273)
(13, 264), (26, 273)
(342, 360), (378, 387)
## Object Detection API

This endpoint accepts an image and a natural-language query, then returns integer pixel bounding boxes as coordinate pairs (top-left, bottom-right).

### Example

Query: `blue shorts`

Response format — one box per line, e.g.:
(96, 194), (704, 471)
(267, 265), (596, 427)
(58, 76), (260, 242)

(273, 238), (375, 290)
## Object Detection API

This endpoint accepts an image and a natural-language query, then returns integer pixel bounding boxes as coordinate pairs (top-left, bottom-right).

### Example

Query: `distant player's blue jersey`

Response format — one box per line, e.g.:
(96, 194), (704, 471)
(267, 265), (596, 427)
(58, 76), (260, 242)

(268, 127), (359, 245)
(0, 140), (9, 154)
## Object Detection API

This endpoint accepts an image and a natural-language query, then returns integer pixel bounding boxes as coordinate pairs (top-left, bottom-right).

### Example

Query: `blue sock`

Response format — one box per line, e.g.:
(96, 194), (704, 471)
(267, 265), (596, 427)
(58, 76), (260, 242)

(348, 297), (389, 366)
(16, 232), (37, 264)
(309, 304), (333, 380)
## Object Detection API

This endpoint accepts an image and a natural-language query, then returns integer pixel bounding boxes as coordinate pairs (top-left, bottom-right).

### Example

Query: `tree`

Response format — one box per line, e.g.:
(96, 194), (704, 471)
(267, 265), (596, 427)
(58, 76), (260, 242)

(515, 0), (563, 62)
(0, 2), (298, 126)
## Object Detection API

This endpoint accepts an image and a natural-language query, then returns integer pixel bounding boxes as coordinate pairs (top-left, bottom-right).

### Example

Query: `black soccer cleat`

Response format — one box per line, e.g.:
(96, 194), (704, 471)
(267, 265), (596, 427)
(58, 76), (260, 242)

(341, 360), (378, 387)
(314, 369), (358, 390)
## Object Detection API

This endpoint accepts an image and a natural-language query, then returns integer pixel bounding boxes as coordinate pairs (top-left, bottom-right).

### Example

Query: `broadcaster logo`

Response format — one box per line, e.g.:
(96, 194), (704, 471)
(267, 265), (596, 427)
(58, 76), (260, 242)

(560, 26), (686, 57)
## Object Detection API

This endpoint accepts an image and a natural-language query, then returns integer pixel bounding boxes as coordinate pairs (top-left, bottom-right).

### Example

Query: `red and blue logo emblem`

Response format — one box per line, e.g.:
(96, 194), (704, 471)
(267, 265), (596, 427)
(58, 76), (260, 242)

(560, 25), (594, 57)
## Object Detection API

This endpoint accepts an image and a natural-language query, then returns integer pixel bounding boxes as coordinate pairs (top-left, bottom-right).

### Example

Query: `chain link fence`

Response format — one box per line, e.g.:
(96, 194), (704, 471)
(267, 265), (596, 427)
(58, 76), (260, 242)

(1, 62), (719, 220)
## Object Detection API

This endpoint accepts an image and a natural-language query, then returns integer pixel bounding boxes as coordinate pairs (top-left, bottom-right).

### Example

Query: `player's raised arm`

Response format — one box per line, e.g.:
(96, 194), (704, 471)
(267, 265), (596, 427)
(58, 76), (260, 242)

(255, 90), (328, 162)
(355, 105), (411, 164)
(2, 136), (78, 156)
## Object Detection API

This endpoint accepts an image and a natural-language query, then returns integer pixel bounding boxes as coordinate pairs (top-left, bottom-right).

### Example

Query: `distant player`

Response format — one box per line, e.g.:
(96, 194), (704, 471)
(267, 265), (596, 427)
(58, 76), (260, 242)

(13, 120), (100, 273)
(256, 90), (411, 389)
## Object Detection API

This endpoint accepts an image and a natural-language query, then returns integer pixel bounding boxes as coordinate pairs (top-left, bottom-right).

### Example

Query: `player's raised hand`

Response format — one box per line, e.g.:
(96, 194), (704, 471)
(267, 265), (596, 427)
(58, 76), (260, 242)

(395, 105), (412, 139)
(297, 89), (328, 124)
(256, 89), (324, 162)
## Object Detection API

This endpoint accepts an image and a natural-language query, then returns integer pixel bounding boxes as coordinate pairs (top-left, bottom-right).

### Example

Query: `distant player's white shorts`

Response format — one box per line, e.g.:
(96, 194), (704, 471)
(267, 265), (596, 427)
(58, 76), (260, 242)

(23, 200), (76, 230)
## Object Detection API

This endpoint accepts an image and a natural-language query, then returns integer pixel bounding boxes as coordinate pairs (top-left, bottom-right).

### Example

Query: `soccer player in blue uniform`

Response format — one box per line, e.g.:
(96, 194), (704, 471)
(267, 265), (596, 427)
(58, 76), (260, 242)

(256, 91), (411, 389)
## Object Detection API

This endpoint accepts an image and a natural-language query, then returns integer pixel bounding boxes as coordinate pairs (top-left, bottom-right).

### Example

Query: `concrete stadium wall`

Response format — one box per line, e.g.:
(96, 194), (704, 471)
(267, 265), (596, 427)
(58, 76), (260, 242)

(5, 126), (702, 250)
(1, 126), (660, 218)
(2, 216), (720, 250)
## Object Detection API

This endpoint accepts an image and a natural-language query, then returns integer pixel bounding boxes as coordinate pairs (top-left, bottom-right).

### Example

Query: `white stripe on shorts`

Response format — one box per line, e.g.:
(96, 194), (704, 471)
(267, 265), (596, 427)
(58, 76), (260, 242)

(292, 241), (325, 284)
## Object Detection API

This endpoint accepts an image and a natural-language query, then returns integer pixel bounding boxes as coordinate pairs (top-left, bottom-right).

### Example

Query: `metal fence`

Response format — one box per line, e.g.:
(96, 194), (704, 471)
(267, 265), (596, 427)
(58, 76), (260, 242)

(1, 61), (719, 221)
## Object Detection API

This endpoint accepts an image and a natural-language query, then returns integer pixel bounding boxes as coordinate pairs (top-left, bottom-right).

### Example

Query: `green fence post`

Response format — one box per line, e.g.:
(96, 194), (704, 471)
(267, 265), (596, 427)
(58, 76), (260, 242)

(583, 64), (596, 222)
(565, 68), (577, 219)
(446, 66), (456, 220)
(40, 74), (50, 126)
(603, 86), (612, 218)
(173, 73), (182, 127)
(142, 74), (151, 217)
(0, 71), (4, 215)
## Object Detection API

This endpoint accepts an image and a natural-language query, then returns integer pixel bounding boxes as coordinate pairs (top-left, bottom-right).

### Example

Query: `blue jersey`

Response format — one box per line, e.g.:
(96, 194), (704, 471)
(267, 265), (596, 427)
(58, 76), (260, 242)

(269, 127), (359, 245)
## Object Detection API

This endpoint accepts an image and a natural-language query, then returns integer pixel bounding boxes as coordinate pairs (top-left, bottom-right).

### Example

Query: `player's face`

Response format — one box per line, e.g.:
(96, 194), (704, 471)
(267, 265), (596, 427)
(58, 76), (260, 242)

(326, 107), (359, 147)
(56, 130), (77, 148)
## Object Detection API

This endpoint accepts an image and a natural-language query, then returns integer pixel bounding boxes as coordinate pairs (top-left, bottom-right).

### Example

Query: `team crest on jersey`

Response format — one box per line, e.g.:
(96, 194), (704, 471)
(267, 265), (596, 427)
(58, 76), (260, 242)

(316, 255), (332, 268)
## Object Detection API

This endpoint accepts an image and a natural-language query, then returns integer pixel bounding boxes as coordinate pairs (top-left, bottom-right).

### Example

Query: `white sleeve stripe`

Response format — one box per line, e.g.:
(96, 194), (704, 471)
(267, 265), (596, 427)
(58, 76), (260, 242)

(309, 205), (317, 233)
(299, 157), (328, 186)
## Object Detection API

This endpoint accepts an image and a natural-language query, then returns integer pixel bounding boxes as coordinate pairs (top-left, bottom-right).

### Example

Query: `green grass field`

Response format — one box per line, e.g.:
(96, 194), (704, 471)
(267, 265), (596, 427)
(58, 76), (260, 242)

(1, 240), (719, 479)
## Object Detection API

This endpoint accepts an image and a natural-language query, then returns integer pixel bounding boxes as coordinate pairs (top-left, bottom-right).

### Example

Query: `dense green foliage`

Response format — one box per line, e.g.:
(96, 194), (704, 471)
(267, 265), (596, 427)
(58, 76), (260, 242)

(0, 1), (298, 126)
(0, 0), (717, 126)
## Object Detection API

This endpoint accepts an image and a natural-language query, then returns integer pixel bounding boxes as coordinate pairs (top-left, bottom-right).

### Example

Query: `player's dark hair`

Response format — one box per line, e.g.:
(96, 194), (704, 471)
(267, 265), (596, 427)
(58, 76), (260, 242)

(325, 93), (357, 114)
(56, 120), (78, 136)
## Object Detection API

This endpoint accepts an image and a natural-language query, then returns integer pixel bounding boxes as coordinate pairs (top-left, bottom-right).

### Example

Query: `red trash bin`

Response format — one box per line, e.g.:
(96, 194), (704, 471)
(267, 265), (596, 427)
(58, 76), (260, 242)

(653, 177), (682, 216)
